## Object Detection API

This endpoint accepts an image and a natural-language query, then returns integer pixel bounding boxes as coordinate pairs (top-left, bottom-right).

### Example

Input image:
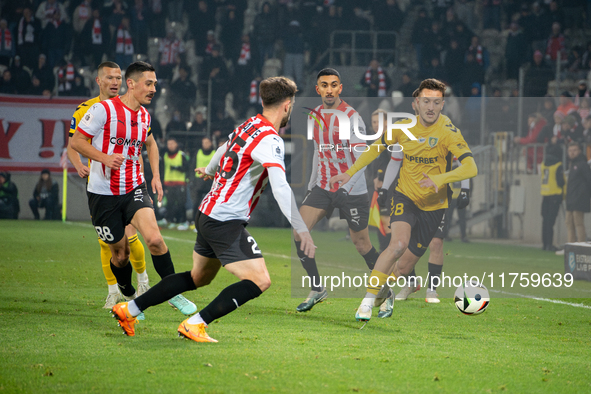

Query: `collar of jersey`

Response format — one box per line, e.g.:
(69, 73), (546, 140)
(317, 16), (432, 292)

(256, 114), (277, 132)
(113, 96), (141, 113)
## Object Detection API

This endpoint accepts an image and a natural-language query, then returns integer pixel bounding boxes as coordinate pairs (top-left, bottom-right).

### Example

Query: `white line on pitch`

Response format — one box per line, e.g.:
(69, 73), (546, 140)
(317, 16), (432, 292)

(490, 289), (591, 309)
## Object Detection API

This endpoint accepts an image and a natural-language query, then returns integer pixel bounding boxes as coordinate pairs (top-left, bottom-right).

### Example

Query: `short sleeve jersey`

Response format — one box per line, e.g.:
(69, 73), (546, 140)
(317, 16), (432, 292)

(70, 96), (101, 137)
(76, 96), (151, 196)
(310, 100), (368, 195)
(199, 114), (285, 222)
(383, 114), (472, 211)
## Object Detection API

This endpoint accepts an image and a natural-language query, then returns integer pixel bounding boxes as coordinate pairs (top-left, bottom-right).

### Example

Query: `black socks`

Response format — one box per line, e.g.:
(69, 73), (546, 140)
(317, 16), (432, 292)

(134, 271), (196, 312)
(151, 250), (175, 279)
(199, 280), (262, 325)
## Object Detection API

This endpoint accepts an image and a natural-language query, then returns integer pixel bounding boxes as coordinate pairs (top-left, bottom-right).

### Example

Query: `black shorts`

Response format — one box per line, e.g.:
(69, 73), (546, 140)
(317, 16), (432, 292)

(193, 211), (263, 266)
(389, 190), (445, 257)
(302, 186), (369, 232)
(87, 183), (153, 244)
(433, 208), (449, 239)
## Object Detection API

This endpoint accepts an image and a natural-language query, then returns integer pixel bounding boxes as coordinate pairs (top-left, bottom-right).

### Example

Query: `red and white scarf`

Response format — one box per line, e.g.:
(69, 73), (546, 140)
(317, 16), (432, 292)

(238, 43), (251, 65)
(92, 19), (102, 45)
(58, 63), (75, 81)
(365, 66), (386, 97)
(18, 17), (36, 45)
(249, 80), (262, 104)
(159, 38), (183, 65)
(116, 26), (133, 55)
(1, 28), (11, 50)
(469, 45), (483, 65)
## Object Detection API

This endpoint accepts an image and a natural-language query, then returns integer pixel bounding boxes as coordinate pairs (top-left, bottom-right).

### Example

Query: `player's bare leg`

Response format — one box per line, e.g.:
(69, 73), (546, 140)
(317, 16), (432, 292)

(356, 221), (411, 322)
(425, 237), (443, 303)
(130, 207), (197, 315)
(294, 206), (328, 312)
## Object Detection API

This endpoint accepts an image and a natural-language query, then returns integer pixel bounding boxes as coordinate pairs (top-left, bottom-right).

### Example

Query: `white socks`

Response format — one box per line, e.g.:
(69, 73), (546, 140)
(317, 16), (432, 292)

(187, 313), (205, 325)
(137, 271), (149, 283)
(127, 300), (141, 317)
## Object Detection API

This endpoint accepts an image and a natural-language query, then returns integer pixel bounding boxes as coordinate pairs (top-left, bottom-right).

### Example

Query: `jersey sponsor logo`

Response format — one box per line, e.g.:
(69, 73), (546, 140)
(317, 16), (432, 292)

(428, 137), (438, 148)
(81, 112), (94, 126)
(418, 137), (426, 143)
(110, 136), (144, 148)
(404, 154), (439, 164)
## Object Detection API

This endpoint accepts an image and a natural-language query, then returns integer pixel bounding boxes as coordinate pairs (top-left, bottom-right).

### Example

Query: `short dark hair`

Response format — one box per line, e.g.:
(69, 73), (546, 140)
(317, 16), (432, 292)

(568, 141), (581, 149)
(125, 61), (156, 81)
(317, 68), (340, 81)
(412, 89), (419, 98)
(417, 78), (446, 98)
(259, 76), (297, 107)
(98, 61), (120, 74)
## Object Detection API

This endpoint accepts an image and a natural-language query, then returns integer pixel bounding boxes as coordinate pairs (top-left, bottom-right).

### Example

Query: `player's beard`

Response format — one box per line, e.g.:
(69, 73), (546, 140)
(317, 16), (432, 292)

(280, 106), (292, 128)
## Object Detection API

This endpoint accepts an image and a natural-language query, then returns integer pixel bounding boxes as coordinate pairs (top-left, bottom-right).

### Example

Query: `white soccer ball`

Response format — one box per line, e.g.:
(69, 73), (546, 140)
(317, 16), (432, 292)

(454, 281), (490, 315)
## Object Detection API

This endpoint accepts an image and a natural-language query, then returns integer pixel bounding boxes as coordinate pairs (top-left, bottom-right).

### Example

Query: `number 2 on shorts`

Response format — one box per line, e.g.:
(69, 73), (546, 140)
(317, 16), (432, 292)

(247, 236), (262, 254)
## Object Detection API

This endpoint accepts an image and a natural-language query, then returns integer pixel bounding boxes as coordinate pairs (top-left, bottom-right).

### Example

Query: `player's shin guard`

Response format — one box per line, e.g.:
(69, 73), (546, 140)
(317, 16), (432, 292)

(134, 271), (196, 312)
(199, 280), (263, 325)
(99, 239), (116, 285)
(128, 234), (146, 274)
(110, 260), (136, 297)
(295, 240), (322, 291)
(428, 262), (442, 290)
(362, 246), (380, 271)
(152, 250), (175, 279)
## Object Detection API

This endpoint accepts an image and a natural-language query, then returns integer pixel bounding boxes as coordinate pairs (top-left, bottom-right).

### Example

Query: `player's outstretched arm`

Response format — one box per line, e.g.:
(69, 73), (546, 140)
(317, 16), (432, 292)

(420, 156), (478, 193)
(144, 134), (163, 202)
(195, 141), (227, 180)
(67, 136), (90, 178)
(70, 131), (124, 169)
(267, 166), (316, 258)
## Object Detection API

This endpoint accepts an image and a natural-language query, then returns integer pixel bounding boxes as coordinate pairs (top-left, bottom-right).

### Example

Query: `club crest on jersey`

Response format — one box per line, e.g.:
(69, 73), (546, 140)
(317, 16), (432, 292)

(81, 112), (94, 126)
(428, 137), (438, 148)
(272, 144), (283, 160)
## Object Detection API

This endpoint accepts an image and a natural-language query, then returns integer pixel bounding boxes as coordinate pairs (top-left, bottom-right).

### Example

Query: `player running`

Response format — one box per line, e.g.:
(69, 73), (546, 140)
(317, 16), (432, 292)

(330, 78), (477, 322)
(70, 61), (196, 315)
(110, 76), (315, 343)
(295, 68), (387, 314)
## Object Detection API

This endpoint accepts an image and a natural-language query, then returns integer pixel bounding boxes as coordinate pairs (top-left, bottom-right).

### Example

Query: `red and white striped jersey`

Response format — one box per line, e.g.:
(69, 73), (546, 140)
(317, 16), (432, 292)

(199, 114), (285, 221)
(77, 96), (150, 196)
(309, 100), (368, 195)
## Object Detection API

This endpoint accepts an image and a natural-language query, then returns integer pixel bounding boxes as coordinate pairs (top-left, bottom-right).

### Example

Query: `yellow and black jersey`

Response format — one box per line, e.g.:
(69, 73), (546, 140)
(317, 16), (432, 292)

(346, 114), (476, 211)
(70, 96), (101, 137)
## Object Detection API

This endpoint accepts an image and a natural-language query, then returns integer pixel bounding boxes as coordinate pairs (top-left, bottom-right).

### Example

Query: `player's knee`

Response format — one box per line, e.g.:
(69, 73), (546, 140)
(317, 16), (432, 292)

(352, 236), (371, 253)
(387, 239), (408, 257)
(144, 233), (166, 252)
(429, 237), (443, 252)
(256, 277), (271, 292)
(191, 269), (214, 287)
(111, 249), (130, 267)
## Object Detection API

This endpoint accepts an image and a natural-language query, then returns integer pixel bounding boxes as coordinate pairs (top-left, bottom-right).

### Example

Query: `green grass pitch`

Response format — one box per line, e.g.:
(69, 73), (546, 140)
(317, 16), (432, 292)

(1, 220), (590, 393)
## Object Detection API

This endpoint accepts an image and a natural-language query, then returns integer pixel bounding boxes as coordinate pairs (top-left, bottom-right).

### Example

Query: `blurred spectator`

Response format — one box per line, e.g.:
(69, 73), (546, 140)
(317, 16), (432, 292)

(189, 111), (207, 135)
(233, 34), (256, 117)
(373, 0), (404, 63)
(211, 108), (234, 136)
(200, 46), (228, 115)
(162, 135), (190, 229)
(513, 112), (547, 171)
(16, 7), (41, 70)
(547, 1), (564, 28)
(581, 42), (591, 72)
(423, 21), (445, 68)
(444, 39), (464, 92)
(540, 141), (564, 251)
(540, 96), (557, 122)
(148, 0), (166, 38)
(70, 75), (90, 97)
(308, 5), (339, 68)
(188, 1), (215, 58)
(564, 142), (591, 243)
(9, 56), (32, 93)
(531, 2), (552, 45)
(192, 136), (214, 217)
(574, 80), (589, 106)
(460, 52), (484, 97)
(398, 73), (415, 98)
(454, 0), (476, 31)
(583, 115), (591, 160)
(114, 16), (134, 70)
(505, 22), (527, 80)
(0, 19), (15, 66)
(169, 64), (196, 120)
(80, 8), (110, 68)
(41, 9), (72, 68)
(158, 29), (185, 81)
(451, 22), (472, 53)
(466, 35), (489, 72)
(56, 61), (75, 96)
(105, 0), (129, 33)
(220, 6), (243, 63)
(283, 20), (304, 88)
(545, 22), (566, 63)
(35, 0), (68, 29)
(432, 0), (452, 23)
(27, 75), (48, 95)
(565, 45), (588, 80)
(0, 171), (19, 219)
(482, 0), (501, 31)
(167, 0), (183, 23)
(556, 92), (578, 116)
(518, 3), (536, 45)
(0, 70), (17, 94)
(489, 97), (517, 132)
(253, 2), (277, 71)
(29, 169), (59, 220)
(524, 50), (553, 97)
(32, 55), (54, 93)
(2, 1), (34, 28)
(561, 115), (584, 144)
(577, 98), (590, 120)
(130, 0), (149, 55)
(73, 0), (92, 34)
(203, 30), (218, 57)
(422, 57), (446, 81)
(463, 82), (483, 143)
(361, 59), (391, 97)
(441, 7), (460, 40)
(411, 7), (431, 72)
(166, 109), (187, 133)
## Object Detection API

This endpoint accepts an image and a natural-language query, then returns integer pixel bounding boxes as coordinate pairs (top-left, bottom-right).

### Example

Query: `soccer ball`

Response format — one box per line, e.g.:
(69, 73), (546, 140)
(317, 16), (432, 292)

(454, 281), (490, 315)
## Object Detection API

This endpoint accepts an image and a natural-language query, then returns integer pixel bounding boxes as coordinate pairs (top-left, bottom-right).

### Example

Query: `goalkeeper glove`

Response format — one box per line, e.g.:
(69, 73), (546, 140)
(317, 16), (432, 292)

(456, 188), (470, 209)
(377, 188), (388, 208)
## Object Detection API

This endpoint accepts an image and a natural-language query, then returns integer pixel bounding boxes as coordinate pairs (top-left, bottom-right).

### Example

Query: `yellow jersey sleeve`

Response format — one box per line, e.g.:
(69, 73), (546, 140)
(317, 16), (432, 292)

(429, 131), (477, 189)
(69, 97), (100, 137)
